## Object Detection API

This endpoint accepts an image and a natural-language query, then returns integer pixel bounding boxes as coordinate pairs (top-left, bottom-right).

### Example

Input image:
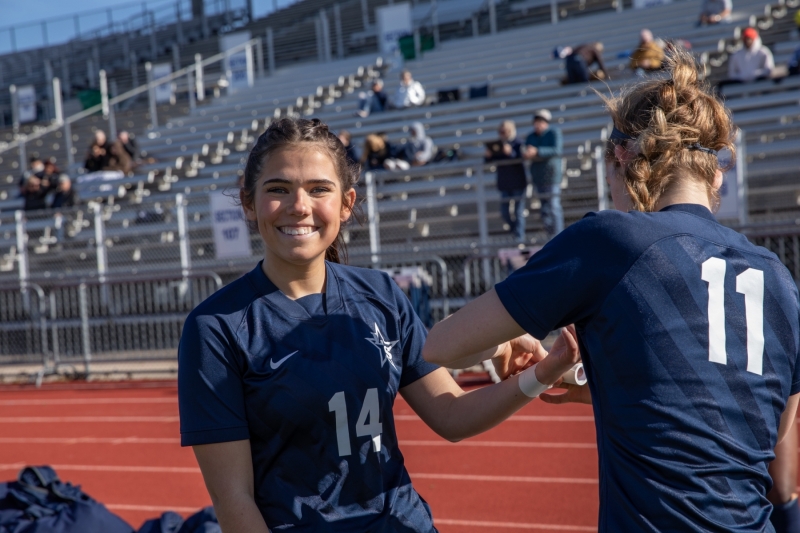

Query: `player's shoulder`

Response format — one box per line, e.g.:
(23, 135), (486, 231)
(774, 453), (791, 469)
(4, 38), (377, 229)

(185, 266), (263, 329)
(559, 209), (663, 257)
(329, 262), (402, 308)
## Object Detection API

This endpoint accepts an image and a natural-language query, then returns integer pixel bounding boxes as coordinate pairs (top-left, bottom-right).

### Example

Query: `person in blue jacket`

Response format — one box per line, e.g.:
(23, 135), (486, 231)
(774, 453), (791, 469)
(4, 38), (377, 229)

(524, 109), (564, 239)
(177, 117), (580, 533)
(424, 51), (800, 532)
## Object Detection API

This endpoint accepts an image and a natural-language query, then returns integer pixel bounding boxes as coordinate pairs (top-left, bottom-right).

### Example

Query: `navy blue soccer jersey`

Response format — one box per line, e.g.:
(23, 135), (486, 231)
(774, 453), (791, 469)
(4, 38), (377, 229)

(495, 204), (800, 532)
(178, 261), (440, 532)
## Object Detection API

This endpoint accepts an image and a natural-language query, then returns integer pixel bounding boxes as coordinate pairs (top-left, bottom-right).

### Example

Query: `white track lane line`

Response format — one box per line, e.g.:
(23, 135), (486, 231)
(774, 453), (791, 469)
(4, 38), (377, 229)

(0, 416), (179, 423)
(0, 437), (594, 448)
(0, 464), (599, 484)
(435, 519), (597, 531)
(0, 437), (180, 444)
(0, 398), (175, 406)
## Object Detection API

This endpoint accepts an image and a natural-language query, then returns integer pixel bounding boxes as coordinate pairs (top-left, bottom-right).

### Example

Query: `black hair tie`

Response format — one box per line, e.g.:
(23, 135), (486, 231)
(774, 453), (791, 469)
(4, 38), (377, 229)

(687, 143), (718, 157)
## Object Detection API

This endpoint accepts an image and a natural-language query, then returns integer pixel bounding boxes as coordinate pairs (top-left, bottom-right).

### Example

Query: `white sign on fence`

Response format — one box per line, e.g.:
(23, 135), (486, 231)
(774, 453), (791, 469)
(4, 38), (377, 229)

(17, 85), (36, 123)
(210, 192), (252, 259)
(152, 63), (174, 104)
(220, 31), (254, 94)
(377, 3), (412, 56)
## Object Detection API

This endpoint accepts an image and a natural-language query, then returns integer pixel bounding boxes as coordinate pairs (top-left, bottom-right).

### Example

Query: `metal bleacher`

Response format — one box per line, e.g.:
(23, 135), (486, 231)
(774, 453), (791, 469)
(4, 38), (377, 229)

(1, 0), (800, 284)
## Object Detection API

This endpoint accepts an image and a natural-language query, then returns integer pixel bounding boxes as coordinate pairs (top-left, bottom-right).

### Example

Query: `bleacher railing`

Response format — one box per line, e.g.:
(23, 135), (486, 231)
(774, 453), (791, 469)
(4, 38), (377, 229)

(1, 36), (266, 174)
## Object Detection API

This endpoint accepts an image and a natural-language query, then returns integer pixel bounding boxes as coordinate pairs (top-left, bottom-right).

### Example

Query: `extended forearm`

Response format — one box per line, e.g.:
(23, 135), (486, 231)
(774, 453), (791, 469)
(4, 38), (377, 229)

(212, 494), (271, 533)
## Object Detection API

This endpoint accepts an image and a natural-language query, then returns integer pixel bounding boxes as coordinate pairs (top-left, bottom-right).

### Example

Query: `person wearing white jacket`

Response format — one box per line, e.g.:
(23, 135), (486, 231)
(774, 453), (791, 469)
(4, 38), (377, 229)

(392, 70), (426, 108)
(719, 27), (774, 95)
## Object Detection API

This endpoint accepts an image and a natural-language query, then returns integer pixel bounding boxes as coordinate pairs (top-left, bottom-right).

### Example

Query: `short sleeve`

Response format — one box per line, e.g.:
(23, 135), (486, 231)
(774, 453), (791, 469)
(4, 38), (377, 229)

(178, 311), (250, 446)
(392, 283), (439, 389)
(495, 214), (634, 339)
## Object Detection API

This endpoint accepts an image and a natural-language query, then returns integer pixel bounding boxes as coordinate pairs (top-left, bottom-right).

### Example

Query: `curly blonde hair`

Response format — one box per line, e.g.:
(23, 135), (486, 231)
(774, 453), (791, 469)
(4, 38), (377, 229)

(604, 49), (736, 212)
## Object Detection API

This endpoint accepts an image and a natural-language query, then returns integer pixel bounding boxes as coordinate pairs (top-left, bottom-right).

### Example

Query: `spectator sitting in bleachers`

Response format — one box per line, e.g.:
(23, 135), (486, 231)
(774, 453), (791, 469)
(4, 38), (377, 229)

(338, 130), (360, 167)
(697, 0), (732, 26)
(718, 27), (774, 95)
(18, 157), (45, 197)
(20, 173), (51, 211)
(555, 43), (608, 84)
(51, 175), (78, 209)
(486, 120), (527, 243)
(361, 133), (393, 171)
(391, 70), (426, 109)
(630, 29), (665, 75)
(84, 130), (132, 174)
(356, 79), (388, 118)
(398, 122), (435, 167)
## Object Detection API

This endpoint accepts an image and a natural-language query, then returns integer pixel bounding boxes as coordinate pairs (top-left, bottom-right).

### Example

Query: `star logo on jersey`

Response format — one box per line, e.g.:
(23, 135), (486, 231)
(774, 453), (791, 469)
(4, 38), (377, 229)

(366, 323), (398, 370)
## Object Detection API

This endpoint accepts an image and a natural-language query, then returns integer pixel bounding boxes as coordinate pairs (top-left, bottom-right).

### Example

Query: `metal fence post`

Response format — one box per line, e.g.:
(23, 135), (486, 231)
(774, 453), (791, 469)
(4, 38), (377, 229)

(551, 0), (559, 24)
(475, 166), (492, 291)
(131, 51), (139, 88)
(44, 59), (54, 122)
(594, 145), (608, 211)
(266, 28), (275, 76)
(149, 11), (158, 60)
(145, 62), (158, 129)
(736, 130), (748, 226)
(488, 0), (497, 35)
(321, 9), (332, 62)
(93, 203), (108, 284)
(79, 283), (92, 375)
(365, 172), (381, 266)
(172, 43), (181, 73)
(195, 54), (205, 101)
(15, 211), (29, 289)
(177, 193), (191, 279)
(17, 136), (27, 175)
(176, 1), (185, 45)
(10, 84), (19, 133)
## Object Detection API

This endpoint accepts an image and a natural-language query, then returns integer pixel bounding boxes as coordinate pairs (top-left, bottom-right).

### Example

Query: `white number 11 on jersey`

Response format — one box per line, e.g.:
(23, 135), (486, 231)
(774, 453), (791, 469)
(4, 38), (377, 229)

(701, 257), (764, 375)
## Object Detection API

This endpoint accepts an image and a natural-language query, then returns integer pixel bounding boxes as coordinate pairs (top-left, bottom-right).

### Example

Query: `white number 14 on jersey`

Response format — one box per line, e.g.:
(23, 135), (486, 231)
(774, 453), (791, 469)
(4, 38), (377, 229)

(701, 258), (764, 375)
(328, 389), (383, 457)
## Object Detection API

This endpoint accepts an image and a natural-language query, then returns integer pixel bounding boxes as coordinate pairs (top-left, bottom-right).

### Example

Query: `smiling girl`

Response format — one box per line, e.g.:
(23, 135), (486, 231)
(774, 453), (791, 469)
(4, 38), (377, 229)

(177, 118), (580, 533)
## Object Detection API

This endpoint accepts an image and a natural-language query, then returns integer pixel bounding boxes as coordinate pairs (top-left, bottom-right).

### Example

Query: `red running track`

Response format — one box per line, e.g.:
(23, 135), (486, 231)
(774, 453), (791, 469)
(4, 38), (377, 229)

(5, 382), (794, 532)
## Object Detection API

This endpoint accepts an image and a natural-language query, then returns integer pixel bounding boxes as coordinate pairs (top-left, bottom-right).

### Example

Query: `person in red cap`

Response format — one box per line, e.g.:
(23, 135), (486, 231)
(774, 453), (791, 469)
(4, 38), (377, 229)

(717, 27), (774, 96)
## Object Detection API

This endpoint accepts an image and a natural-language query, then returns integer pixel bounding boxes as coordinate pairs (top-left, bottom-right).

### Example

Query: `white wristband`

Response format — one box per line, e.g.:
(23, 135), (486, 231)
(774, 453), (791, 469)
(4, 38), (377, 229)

(518, 362), (553, 398)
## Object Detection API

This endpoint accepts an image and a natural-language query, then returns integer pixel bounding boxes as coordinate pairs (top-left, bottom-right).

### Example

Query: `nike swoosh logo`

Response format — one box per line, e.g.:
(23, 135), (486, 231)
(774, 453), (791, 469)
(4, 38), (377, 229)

(270, 351), (299, 370)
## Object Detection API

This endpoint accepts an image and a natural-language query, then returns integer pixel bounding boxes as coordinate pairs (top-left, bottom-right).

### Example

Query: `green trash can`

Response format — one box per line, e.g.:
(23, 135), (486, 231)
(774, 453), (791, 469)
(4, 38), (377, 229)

(78, 89), (102, 110)
(398, 34), (416, 60)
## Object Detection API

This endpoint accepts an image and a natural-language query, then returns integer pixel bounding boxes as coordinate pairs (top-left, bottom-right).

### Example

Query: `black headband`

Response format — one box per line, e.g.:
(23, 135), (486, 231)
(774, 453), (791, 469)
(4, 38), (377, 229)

(609, 127), (718, 157)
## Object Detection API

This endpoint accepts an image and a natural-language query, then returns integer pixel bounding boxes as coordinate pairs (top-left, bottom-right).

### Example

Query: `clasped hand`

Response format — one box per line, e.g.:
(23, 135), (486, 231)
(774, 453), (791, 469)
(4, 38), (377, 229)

(491, 325), (592, 405)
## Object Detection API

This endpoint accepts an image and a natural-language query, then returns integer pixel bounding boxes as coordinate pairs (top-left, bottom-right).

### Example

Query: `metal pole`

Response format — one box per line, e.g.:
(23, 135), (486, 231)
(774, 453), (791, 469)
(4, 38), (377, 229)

(145, 62), (158, 129)
(488, 0), (497, 35)
(10, 84), (19, 133)
(10, 26), (16, 52)
(334, 3), (344, 59)
(255, 37), (265, 79)
(320, 9), (332, 63)
(131, 51), (139, 88)
(176, 2), (185, 45)
(194, 53), (205, 101)
(15, 211), (29, 288)
(266, 28), (275, 76)
(187, 69), (196, 112)
(44, 60), (54, 122)
(475, 166), (491, 290)
(100, 69), (110, 119)
(176, 193), (191, 277)
(149, 12), (158, 61)
(64, 119), (74, 167)
(18, 137), (26, 175)
(79, 283), (92, 375)
(365, 171), (380, 266)
(245, 44), (255, 87)
(361, 0), (370, 29)
(432, 0), (440, 47)
(736, 130), (748, 226)
(108, 80), (118, 140)
(53, 77), (63, 125)
(595, 146), (608, 211)
(617, 0), (624, 13)
(551, 0), (558, 24)
(42, 21), (48, 46)
(94, 204), (107, 279)
(172, 43), (181, 73)
(61, 53), (71, 99)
